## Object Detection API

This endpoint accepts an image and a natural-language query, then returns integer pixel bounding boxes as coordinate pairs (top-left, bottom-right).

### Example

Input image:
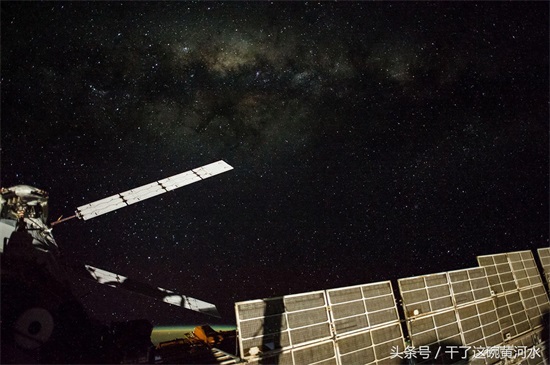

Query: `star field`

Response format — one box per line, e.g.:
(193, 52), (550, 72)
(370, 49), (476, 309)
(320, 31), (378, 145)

(1, 2), (548, 326)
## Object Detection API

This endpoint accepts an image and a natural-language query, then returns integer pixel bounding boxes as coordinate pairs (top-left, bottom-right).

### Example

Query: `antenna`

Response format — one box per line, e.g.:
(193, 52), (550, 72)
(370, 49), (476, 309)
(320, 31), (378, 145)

(51, 160), (233, 225)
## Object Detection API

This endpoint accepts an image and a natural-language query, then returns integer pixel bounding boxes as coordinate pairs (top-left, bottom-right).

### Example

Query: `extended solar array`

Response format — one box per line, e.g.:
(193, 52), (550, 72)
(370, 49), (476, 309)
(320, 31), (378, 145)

(398, 268), (503, 364)
(327, 282), (403, 365)
(235, 281), (404, 365)
(75, 160), (233, 220)
(235, 248), (550, 365)
(477, 250), (550, 336)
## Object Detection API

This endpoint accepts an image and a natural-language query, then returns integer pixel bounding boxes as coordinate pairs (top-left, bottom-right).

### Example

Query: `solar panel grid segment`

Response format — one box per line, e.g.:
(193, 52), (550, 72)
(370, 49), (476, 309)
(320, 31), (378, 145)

(284, 292), (332, 347)
(447, 269), (503, 345)
(336, 331), (375, 365)
(448, 268), (493, 306)
(327, 282), (404, 365)
(236, 298), (290, 358)
(192, 160), (234, 178)
(494, 291), (531, 340)
(235, 291), (331, 360)
(398, 273), (461, 350)
(456, 301), (502, 348)
(120, 182), (166, 205)
(507, 251), (543, 289)
(477, 251), (550, 342)
(244, 349), (294, 365)
(398, 268), (510, 365)
(291, 340), (338, 365)
(369, 323), (406, 364)
(518, 285), (550, 329)
(398, 273), (454, 319)
(505, 328), (548, 365)
(477, 254), (517, 295)
(245, 340), (338, 365)
(236, 281), (405, 364)
(406, 308), (462, 348)
(446, 268), (504, 364)
(326, 281), (399, 337)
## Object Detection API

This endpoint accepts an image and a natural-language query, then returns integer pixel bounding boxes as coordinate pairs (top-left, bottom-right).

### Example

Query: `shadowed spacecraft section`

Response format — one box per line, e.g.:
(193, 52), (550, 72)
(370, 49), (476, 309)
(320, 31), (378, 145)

(0, 160), (233, 363)
(55, 159), (232, 317)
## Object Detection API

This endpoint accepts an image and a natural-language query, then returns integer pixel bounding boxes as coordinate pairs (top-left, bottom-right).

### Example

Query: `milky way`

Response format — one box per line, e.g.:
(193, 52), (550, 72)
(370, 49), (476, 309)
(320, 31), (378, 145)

(1, 2), (548, 325)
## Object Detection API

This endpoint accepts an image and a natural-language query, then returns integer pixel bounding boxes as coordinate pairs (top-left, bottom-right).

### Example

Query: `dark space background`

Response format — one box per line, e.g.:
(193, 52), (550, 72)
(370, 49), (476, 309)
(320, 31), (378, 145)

(1, 2), (548, 327)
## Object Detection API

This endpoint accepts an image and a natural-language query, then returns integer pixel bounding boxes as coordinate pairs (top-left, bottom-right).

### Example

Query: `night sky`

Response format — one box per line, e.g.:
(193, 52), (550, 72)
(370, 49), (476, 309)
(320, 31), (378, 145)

(1, 2), (548, 327)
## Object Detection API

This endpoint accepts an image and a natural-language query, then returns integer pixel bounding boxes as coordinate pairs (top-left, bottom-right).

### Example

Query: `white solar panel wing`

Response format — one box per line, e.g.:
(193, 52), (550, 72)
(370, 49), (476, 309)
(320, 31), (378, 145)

(158, 170), (201, 192)
(84, 264), (128, 285)
(120, 181), (167, 205)
(192, 160), (233, 178)
(76, 194), (128, 220)
(75, 160), (233, 220)
(157, 287), (220, 317)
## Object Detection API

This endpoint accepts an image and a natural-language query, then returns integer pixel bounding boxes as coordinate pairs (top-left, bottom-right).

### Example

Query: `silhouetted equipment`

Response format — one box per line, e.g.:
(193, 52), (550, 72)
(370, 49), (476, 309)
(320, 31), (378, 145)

(110, 320), (155, 364)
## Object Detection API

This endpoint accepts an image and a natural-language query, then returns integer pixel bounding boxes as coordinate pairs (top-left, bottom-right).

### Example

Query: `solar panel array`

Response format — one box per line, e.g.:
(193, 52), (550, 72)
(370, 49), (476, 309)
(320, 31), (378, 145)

(235, 249), (550, 364)
(398, 268), (503, 364)
(506, 327), (547, 365)
(76, 160), (233, 220)
(478, 251), (550, 336)
(235, 281), (404, 365)
(327, 282), (403, 365)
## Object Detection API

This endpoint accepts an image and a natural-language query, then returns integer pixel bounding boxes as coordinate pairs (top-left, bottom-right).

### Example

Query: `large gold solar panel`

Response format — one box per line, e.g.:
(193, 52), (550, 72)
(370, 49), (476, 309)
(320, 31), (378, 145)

(236, 249), (548, 364)
(326, 281), (400, 336)
(236, 291), (331, 359)
(235, 281), (405, 364)
(477, 251), (545, 293)
(506, 251), (543, 289)
(518, 285), (550, 329)
(447, 267), (493, 306)
(477, 250), (550, 340)
(477, 253), (517, 295)
(398, 267), (505, 364)
(398, 272), (454, 319)
(336, 323), (404, 365)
